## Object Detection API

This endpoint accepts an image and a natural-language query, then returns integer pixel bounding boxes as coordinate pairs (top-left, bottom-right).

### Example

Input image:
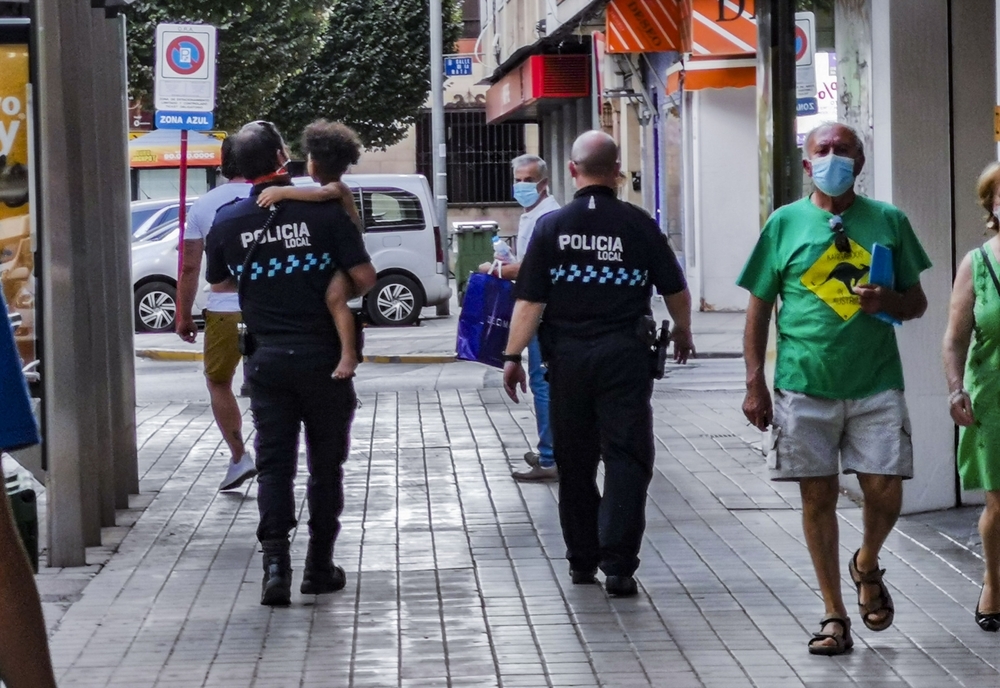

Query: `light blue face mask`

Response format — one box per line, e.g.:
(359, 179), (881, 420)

(810, 153), (856, 197)
(513, 181), (541, 208)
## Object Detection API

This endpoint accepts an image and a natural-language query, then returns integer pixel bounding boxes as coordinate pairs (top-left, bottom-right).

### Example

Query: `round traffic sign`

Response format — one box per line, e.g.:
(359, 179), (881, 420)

(165, 36), (206, 76)
(795, 26), (808, 62)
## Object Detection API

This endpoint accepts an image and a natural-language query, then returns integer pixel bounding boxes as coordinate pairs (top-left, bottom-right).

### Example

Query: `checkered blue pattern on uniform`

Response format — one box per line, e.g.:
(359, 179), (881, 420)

(239, 252), (333, 280)
(549, 264), (648, 287)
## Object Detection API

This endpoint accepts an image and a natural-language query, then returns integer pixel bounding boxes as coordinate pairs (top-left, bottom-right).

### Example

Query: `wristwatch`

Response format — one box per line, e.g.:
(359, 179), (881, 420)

(501, 353), (523, 364)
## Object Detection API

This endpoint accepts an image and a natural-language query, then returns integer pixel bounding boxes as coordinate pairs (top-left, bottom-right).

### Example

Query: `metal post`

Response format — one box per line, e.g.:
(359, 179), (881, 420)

(70, 1), (110, 539)
(105, 13), (140, 507)
(34, 0), (87, 566)
(82, 2), (117, 530)
(756, 0), (800, 223)
(178, 129), (189, 275)
(430, 0), (449, 315)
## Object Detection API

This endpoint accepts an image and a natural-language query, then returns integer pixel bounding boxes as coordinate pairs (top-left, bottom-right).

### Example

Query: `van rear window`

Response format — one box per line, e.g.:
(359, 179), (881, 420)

(363, 189), (424, 232)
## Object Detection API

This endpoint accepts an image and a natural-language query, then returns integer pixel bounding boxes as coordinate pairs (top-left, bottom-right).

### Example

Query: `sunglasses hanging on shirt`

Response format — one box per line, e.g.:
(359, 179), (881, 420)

(829, 215), (851, 254)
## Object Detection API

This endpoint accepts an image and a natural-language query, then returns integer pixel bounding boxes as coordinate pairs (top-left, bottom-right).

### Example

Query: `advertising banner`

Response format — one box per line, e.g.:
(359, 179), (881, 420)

(0, 42), (34, 365)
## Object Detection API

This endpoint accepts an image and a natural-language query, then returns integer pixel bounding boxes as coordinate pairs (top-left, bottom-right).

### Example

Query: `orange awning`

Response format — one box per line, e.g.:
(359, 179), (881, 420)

(606, 0), (687, 54)
(691, 0), (756, 56)
(665, 57), (755, 94)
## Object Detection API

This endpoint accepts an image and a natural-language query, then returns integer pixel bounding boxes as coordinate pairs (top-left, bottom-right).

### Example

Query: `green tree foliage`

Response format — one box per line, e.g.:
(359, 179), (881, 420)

(268, 0), (463, 151)
(125, 1), (328, 131)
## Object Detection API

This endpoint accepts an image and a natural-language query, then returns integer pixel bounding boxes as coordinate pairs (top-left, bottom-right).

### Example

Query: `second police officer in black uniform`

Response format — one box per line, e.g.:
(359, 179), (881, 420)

(503, 130), (694, 597)
(205, 121), (377, 606)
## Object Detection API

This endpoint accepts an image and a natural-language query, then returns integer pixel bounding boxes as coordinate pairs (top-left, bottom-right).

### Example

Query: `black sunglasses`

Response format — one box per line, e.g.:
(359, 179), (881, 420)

(829, 215), (850, 254)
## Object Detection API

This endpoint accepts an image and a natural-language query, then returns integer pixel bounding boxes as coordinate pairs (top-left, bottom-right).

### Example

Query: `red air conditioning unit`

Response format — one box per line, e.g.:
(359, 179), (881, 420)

(486, 54), (591, 123)
(527, 55), (591, 98)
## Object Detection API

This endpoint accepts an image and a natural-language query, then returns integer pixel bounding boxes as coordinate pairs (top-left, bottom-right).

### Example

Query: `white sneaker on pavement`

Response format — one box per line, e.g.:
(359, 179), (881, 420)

(219, 453), (257, 491)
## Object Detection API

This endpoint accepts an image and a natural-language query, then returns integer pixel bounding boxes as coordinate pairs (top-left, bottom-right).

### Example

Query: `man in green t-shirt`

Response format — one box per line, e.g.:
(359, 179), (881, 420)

(737, 123), (932, 656)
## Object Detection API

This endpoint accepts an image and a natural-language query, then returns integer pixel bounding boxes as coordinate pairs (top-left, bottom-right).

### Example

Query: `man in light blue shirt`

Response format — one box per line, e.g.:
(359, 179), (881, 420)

(175, 137), (256, 491)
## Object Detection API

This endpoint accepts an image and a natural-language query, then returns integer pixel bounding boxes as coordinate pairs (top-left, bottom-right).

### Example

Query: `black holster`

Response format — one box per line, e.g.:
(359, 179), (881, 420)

(238, 323), (257, 357)
(636, 316), (670, 380)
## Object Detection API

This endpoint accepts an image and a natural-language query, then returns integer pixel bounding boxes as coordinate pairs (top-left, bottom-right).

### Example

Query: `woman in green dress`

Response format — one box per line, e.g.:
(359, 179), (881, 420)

(943, 161), (1000, 632)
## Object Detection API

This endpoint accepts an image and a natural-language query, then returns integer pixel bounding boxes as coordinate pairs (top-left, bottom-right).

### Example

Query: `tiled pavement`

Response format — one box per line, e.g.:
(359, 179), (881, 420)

(40, 360), (1000, 687)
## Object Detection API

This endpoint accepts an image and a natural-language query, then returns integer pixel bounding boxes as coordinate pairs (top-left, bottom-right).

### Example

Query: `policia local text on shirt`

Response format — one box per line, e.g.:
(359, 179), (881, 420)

(205, 121), (376, 607)
(503, 131), (694, 597)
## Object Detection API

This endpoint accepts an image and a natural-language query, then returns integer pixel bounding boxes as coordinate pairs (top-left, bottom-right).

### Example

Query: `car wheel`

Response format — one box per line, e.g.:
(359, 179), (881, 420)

(134, 282), (177, 333)
(366, 275), (423, 326)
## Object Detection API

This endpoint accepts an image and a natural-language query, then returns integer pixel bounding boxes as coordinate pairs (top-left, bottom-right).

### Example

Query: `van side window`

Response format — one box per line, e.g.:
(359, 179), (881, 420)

(362, 189), (424, 232)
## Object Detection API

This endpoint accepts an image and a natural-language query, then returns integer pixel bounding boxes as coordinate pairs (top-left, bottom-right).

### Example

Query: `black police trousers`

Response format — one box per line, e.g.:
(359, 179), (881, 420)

(247, 343), (356, 546)
(547, 331), (654, 577)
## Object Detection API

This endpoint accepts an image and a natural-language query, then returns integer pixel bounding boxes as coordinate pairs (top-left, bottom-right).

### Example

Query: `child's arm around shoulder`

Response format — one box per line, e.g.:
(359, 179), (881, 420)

(257, 182), (347, 208)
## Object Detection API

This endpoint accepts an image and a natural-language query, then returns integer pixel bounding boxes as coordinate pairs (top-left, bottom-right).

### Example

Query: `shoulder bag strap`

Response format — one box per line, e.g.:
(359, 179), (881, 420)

(979, 246), (1000, 299)
(237, 205), (282, 305)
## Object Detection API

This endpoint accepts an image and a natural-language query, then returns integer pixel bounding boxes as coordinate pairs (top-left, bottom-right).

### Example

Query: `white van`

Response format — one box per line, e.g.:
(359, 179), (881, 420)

(339, 173), (451, 326)
(131, 174), (450, 332)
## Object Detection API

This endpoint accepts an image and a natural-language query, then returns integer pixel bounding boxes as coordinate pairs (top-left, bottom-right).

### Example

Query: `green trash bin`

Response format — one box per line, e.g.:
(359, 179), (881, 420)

(453, 221), (501, 305)
(5, 469), (38, 573)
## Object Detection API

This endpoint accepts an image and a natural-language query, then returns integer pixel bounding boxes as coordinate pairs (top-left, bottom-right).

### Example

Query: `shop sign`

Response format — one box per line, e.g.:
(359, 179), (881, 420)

(0, 42), (34, 365)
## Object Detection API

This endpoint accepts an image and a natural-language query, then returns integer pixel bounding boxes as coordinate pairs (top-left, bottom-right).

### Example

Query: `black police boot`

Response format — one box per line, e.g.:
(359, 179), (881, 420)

(260, 539), (292, 606)
(605, 575), (638, 597)
(300, 540), (346, 595)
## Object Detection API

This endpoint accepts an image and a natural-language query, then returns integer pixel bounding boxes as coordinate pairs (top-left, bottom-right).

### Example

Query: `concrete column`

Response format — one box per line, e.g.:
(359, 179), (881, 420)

(951, 2), (997, 260)
(34, 0), (88, 566)
(875, 0), (954, 513)
(835, 0), (874, 195)
(951, 0), (996, 505)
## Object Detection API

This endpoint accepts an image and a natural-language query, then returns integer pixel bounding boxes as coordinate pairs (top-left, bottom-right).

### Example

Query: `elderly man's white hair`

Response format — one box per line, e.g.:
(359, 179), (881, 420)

(805, 122), (865, 158)
(511, 154), (548, 180)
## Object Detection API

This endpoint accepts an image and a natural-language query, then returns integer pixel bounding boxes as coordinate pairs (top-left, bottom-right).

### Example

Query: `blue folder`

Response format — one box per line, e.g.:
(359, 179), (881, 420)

(869, 243), (901, 326)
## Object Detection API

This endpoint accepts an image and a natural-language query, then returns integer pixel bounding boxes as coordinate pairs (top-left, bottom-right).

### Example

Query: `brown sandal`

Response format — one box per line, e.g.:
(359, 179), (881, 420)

(849, 549), (895, 632)
(807, 615), (854, 656)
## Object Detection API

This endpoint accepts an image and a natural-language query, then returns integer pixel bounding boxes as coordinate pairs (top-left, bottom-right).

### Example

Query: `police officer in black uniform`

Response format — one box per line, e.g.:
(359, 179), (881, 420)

(205, 121), (376, 606)
(504, 130), (694, 597)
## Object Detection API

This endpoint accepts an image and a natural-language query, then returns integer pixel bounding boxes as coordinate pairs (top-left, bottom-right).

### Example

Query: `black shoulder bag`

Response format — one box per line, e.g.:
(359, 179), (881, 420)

(979, 246), (1000, 299)
(236, 206), (282, 356)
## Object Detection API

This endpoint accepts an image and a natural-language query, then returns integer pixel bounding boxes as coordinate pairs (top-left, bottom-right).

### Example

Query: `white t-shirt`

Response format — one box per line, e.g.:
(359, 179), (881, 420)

(515, 194), (561, 259)
(185, 182), (252, 312)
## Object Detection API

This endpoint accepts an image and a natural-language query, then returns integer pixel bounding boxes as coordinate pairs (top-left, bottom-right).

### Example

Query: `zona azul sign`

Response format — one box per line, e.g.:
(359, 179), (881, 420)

(154, 111), (214, 131)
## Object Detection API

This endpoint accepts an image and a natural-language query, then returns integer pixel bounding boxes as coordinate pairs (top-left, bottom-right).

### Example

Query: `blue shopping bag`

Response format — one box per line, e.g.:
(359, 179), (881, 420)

(0, 291), (39, 452)
(456, 270), (516, 369)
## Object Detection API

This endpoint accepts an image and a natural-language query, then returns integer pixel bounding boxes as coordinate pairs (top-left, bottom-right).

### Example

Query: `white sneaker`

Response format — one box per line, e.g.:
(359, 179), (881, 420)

(219, 453), (257, 491)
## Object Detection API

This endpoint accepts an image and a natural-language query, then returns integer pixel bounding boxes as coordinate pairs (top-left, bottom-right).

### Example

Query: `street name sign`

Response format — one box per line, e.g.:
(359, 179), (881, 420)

(445, 56), (473, 77)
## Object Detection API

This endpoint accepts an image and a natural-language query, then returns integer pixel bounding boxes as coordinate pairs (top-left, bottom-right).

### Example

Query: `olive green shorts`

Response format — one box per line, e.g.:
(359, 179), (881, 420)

(203, 311), (242, 384)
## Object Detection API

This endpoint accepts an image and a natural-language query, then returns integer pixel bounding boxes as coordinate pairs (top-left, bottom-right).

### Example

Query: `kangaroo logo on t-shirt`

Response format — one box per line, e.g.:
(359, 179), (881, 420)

(800, 239), (872, 321)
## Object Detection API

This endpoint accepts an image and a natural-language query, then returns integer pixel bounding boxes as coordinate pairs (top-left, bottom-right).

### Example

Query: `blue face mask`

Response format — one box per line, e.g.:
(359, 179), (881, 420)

(810, 153), (856, 197)
(513, 181), (541, 208)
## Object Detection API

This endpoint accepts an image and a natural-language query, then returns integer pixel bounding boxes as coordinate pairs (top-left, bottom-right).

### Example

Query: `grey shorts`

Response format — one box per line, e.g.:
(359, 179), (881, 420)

(768, 389), (913, 481)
